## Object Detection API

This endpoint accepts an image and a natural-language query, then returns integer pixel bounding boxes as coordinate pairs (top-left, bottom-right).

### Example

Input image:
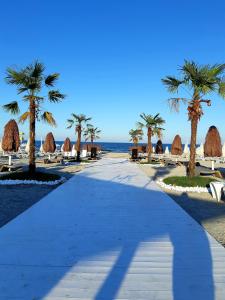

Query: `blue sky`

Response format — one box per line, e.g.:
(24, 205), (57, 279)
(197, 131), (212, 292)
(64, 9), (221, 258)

(0, 0), (225, 143)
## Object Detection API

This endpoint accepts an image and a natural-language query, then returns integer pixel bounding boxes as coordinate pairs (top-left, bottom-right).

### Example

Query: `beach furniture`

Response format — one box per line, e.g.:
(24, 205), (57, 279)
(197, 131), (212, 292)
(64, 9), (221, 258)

(164, 146), (169, 155)
(131, 148), (138, 160)
(210, 181), (225, 202)
(194, 163), (216, 176)
(91, 147), (97, 159)
(196, 143), (204, 158)
(71, 146), (77, 158)
(183, 143), (190, 156)
(81, 149), (87, 158)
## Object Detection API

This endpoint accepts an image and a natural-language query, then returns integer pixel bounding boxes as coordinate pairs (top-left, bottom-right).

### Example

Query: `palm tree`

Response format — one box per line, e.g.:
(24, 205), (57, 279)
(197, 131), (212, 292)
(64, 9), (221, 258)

(162, 60), (225, 177)
(84, 125), (101, 144)
(67, 113), (91, 161)
(137, 113), (165, 162)
(3, 61), (65, 174)
(129, 128), (143, 146)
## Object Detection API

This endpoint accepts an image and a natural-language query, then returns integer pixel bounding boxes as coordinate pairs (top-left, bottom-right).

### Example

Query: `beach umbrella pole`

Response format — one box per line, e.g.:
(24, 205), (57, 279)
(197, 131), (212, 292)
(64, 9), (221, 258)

(8, 155), (12, 166)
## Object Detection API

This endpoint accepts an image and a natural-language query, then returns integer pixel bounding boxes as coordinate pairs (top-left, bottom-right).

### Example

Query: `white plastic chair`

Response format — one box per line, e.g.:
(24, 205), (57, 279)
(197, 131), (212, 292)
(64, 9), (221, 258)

(210, 181), (225, 202)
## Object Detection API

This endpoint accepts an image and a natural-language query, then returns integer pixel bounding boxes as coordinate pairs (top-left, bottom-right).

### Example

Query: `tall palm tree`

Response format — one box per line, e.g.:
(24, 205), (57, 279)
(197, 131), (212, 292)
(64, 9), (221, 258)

(137, 113), (165, 162)
(84, 125), (101, 144)
(3, 61), (65, 174)
(129, 128), (143, 146)
(67, 113), (91, 161)
(162, 60), (225, 177)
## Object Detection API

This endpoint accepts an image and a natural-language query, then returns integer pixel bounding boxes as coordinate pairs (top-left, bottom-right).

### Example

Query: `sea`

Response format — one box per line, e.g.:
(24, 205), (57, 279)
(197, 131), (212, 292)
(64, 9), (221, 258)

(32, 141), (175, 153)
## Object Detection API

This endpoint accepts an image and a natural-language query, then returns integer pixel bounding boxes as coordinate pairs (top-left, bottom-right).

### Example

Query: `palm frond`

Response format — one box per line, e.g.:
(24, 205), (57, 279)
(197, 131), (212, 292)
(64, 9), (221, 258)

(30, 61), (45, 78)
(41, 111), (56, 126)
(19, 111), (30, 123)
(67, 119), (74, 129)
(168, 98), (187, 112)
(161, 76), (183, 93)
(218, 80), (225, 99)
(5, 68), (27, 85)
(45, 73), (59, 87)
(3, 101), (20, 114)
(48, 90), (66, 102)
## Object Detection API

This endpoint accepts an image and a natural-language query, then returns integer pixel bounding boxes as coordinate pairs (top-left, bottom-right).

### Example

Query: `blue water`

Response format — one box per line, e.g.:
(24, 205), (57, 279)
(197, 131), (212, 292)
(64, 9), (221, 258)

(32, 141), (175, 153)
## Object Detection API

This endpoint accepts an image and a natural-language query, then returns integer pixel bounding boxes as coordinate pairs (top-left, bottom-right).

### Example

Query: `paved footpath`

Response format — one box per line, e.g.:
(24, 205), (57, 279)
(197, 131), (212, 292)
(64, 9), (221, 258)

(0, 158), (225, 300)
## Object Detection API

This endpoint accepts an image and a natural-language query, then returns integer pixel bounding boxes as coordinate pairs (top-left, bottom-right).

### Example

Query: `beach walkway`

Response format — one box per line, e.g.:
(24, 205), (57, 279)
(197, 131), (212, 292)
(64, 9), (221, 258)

(0, 158), (225, 299)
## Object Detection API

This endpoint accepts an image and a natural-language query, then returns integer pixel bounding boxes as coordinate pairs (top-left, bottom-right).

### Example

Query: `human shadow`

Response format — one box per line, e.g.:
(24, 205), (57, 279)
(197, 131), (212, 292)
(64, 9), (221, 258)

(0, 159), (216, 300)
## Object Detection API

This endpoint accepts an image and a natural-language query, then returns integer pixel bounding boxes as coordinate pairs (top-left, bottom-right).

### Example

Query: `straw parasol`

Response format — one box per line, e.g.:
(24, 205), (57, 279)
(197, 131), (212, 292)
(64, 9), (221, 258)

(63, 137), (72, 152)
(204, 126), (222, 157)
(43, 132), (56, 159)
(222, 142), (225, 157)
(196, 143), (204, 156)
(2, 119), (20, 166)
(39, 137), (43, 153)
(183, 143), (190, 155)
(155, 140), (163, 154)
(2, 119), (20, 152)
(171, 135), (182, 155)
(164, 146), (169, 155)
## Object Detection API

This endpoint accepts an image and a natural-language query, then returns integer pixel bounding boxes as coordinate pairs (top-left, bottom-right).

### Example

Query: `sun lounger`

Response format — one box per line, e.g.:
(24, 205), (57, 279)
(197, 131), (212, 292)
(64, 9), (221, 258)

(91, 147), (97, 159)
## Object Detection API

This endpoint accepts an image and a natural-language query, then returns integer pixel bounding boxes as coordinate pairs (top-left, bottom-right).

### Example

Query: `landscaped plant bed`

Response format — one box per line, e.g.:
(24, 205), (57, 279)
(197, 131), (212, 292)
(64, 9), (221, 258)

(0, 171), (66, 185)
(157, 176), (218, 193)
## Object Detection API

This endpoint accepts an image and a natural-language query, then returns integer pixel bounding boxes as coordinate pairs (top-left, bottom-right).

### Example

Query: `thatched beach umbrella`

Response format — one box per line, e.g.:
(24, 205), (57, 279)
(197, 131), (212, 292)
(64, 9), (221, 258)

(39, 137), (43, 153)
(222, 142), (225, 158)
(63, 137), (72, 153)
(204, 126), (222, 157)
(43, 132), (56, 159)
(155, 140), (163, 154)
(164, 146), (169, 155)
(204, 126), (222, 170)
(183, 143), (190, 155)
(171, 135), (182, 155)
(196, 142), (204, 156)
(2, 119), (20, 165)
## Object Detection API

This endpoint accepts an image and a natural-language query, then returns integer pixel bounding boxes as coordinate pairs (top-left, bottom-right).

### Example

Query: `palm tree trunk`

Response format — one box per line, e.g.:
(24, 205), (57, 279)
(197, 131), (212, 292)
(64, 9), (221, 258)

(76, 127), (81, 162)
(147, 128), (152, 163)
(29, 98), (36, 174)
(188, 116), (198, 177)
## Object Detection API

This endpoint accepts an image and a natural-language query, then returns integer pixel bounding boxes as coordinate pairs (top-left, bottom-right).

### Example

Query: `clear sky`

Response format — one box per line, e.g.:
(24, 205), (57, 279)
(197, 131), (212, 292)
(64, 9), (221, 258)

(0, 0), (225, 143)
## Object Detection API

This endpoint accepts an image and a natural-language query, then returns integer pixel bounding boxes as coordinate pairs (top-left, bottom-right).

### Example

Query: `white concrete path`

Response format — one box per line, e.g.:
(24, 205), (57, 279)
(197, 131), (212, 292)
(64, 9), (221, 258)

(0, 158), (225, 300)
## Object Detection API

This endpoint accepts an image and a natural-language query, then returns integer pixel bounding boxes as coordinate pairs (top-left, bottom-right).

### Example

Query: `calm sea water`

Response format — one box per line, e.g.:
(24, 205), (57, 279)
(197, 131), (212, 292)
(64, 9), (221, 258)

(32, 141), (175, 153)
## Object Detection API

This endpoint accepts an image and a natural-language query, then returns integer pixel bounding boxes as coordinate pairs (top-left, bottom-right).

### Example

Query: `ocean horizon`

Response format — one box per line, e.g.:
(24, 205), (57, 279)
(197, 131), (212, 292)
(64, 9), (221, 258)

(24, 141), (193, 153)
